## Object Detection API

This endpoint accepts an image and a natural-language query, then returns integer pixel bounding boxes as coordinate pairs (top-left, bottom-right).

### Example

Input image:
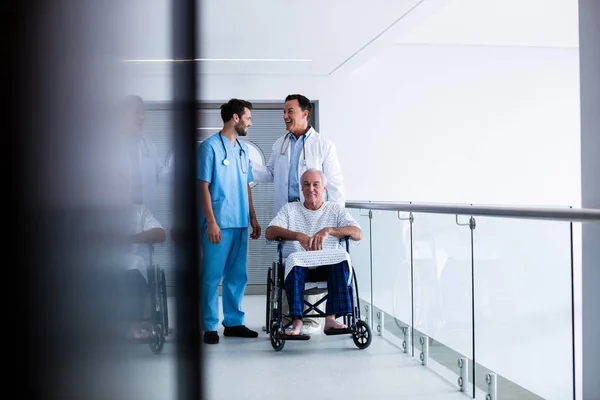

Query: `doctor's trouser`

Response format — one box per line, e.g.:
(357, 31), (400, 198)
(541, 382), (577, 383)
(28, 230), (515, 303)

(201, 227), (248, 332)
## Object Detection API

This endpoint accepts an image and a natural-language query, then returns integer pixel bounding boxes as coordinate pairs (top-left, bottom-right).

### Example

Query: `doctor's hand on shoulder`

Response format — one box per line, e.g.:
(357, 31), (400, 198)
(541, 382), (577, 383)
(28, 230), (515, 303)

(207, 220), (222, 244)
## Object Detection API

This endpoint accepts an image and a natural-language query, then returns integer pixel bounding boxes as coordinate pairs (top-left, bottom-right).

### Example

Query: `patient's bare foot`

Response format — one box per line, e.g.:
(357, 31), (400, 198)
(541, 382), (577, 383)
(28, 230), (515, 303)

(324, 315), (347, 331)
(288, 319), (303, 335)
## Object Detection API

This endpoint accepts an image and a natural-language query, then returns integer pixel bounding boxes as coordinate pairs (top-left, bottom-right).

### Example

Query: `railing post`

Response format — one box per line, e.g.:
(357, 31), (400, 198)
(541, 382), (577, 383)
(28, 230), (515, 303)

(364, 304), (370, 326)
(374, 308), (384, 336)
(402, 326), (411, 354)
(419, 335), (429, 366)
(485, 373), (497, 400)
(458, 357), (469, 393)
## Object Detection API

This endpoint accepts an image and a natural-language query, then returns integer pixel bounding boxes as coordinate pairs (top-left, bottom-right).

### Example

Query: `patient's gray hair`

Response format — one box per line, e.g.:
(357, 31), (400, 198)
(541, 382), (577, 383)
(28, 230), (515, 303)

(301, 168), (327, 186)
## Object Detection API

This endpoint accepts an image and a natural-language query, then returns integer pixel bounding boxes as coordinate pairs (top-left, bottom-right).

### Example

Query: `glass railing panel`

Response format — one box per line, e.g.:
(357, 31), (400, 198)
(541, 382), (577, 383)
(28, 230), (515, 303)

(411, 212), (475, 392)
(348, 208), (373, 322)
(370, 210), (413, 334)
(473, 217), (574, 400)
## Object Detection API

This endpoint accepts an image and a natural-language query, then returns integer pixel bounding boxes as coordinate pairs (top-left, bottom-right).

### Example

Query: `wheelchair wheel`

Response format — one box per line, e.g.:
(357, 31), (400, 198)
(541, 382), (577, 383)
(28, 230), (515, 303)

(160, 270), (169, 336)
(265, 267), (272, 334)
(352, 320), (372, 350)
(149, 324), (165, 354)
(270, 322), (285, 352)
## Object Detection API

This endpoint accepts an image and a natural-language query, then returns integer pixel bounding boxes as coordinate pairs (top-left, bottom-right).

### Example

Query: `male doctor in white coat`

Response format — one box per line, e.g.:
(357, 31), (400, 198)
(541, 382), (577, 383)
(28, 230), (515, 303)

(122, 95), (169, 215)
(251, 93), (345, 333)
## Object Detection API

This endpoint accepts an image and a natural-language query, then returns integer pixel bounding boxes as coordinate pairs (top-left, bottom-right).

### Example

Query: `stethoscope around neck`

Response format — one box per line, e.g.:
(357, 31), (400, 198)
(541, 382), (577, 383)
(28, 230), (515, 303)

(281, 129), (310, 167)
(219, 132), (248, 173)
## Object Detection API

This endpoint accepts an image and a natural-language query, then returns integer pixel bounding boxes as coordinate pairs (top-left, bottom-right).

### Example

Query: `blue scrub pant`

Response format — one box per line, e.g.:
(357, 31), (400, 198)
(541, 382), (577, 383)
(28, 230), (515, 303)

(201, 227), (248, 332)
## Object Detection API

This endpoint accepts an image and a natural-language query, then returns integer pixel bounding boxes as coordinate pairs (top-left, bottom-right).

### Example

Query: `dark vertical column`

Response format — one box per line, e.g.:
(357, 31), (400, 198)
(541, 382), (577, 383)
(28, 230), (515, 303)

(172, 0), (201, 399)
(578, 0), (600, 398)
(3, 1), (148, 398)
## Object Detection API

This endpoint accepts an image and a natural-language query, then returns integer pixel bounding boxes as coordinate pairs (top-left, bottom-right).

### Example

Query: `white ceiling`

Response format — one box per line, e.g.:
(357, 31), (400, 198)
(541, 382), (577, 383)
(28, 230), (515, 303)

(196, 0), (422, 75)
(121, 0), (427, 75)
(120, 0), (579, 77)
(395, 0), (579, 48)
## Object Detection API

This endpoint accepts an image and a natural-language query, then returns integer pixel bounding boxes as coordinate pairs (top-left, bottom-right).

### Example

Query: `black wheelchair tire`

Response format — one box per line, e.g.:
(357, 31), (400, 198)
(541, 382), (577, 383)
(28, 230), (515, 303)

(160, 269), (169, 336)
(270, 322), (285, 352)
(265, 267), (272, 334)
(352, 320), (372, 350)
(149, 323), (165, 354)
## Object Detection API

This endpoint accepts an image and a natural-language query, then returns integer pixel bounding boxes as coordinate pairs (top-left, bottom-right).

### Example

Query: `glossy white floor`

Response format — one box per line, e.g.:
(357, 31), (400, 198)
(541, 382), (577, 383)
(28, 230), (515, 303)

(205, 295), (468, 400)
(116, 295), (470, 400)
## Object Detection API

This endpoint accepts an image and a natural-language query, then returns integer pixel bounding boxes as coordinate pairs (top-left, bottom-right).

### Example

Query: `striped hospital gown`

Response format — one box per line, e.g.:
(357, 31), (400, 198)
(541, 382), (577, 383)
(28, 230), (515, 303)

(267, 201), (361, 282)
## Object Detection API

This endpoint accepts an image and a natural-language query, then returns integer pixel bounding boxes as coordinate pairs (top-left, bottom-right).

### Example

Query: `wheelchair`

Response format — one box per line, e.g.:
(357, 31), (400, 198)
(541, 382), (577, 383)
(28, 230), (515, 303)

(265, 237), (372, 352)
(133, 244), (170, 354)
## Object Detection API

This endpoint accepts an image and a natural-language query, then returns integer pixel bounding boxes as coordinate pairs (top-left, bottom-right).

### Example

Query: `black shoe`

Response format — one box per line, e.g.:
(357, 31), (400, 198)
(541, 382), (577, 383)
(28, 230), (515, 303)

(203, 331), (219, 344)
(222, 325), (258, 338)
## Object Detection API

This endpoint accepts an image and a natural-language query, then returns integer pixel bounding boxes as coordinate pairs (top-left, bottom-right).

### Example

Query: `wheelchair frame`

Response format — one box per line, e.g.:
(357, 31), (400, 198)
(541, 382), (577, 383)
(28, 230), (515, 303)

(144, 243), (170, 354)
(265, 237), (372, 352)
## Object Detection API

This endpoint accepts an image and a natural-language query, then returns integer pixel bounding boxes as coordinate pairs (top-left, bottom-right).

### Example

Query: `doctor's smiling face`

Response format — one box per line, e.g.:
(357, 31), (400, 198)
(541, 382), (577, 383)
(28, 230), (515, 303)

(301, 170), (326, 209)
(283, 94), (311, 136)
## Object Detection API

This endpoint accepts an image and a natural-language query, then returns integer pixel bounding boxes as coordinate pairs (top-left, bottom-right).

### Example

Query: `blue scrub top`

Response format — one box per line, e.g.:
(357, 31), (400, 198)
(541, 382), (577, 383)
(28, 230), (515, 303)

(197, 133), (254, 229)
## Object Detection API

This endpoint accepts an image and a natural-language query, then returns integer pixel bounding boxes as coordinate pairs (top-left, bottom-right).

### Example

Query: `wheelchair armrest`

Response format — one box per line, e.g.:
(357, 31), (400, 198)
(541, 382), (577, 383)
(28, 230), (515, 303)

(274, 237), (284, 253)
(340, 236), (350, 252)
(147, 242), (158, 264)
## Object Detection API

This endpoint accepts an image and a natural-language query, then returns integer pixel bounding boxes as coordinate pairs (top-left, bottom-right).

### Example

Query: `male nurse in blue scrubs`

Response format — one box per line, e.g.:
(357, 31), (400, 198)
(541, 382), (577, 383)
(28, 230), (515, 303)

(198, 98), (261, 344)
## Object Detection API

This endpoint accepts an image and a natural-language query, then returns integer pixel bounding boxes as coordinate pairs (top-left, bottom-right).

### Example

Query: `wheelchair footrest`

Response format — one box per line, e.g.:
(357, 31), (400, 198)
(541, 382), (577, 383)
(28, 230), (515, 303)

(279, 333), (311, 341)
(323, 327), (354, 336)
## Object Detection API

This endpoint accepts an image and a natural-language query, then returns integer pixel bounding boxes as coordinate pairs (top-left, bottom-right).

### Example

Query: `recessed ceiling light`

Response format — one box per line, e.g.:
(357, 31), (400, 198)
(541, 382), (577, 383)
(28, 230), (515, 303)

(122, 58), (312, 62)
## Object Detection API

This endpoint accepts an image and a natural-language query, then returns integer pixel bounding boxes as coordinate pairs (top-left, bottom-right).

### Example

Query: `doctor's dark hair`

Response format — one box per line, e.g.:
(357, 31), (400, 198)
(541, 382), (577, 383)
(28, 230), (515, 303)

(285, 94), (312, 117)
(220, 98), (253, 123)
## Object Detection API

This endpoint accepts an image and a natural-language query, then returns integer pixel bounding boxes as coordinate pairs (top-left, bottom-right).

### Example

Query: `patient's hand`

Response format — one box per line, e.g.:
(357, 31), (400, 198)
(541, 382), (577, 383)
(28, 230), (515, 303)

(296, 233), (312, 251)
(309, 228), (331, 251)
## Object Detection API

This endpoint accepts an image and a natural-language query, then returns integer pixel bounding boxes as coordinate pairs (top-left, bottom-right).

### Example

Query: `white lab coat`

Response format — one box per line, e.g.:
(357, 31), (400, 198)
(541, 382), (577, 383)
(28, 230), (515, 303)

(251, 127), (345, 215)
(123, 133), (165, 215)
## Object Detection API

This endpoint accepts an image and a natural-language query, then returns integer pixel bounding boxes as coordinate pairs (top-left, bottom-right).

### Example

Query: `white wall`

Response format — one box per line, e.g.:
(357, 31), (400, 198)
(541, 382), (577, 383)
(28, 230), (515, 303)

(326, 44), (581, 207)
(199, 74), (331, 104)
(122, 68), (331, 105)
(322, 42), (582, 400)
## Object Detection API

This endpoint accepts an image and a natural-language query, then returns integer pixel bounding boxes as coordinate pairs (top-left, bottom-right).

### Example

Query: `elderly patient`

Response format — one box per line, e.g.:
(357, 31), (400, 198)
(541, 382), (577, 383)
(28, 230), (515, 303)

(124, 204), (166, 339)
(265, 169), (362, 336)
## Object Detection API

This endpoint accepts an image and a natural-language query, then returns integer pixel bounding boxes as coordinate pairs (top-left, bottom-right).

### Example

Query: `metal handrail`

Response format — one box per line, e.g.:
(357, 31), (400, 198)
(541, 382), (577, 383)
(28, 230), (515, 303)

(346, 201), (600, 223)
